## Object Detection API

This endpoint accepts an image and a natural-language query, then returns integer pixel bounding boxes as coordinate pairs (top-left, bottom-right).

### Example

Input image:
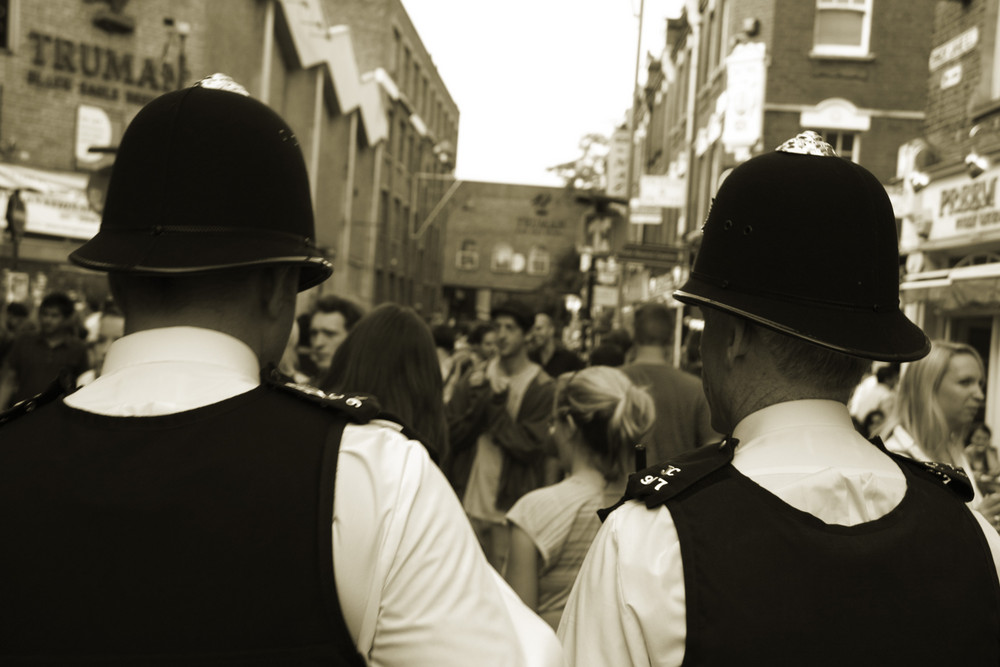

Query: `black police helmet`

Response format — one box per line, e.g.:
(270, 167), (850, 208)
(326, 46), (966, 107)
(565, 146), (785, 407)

(674, 131), (929, 362)
(70, 74), (332, 291)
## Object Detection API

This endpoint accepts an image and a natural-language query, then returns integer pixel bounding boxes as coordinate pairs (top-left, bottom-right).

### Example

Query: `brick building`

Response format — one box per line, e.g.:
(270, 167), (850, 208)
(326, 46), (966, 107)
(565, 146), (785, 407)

(439, 181), (592, 322)
(0, 0), (455, 319)
(896, 0), (1000, 429)
(324, 0), (459, 317)
(626, 0), (934, 313)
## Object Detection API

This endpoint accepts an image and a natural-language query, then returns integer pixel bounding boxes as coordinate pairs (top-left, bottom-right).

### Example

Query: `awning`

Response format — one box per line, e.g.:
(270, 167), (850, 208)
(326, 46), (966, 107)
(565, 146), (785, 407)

(0, 164), (100, 241)
(901, 263), (1000, 309)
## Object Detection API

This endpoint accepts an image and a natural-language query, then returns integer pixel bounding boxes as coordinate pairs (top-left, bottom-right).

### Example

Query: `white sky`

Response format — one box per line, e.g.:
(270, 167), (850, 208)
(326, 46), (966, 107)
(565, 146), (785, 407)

(400, 0), (682, 187)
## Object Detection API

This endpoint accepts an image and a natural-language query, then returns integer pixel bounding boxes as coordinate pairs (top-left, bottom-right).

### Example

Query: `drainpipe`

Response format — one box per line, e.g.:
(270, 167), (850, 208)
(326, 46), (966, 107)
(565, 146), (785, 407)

(260, 0), (275, 104)
(336, 112), (359, 296)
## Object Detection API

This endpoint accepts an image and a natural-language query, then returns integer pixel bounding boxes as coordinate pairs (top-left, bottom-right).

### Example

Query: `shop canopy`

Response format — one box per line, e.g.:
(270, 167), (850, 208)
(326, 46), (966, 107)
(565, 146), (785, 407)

(0, 163), (99, 241)
(901, 260), (1000, 310)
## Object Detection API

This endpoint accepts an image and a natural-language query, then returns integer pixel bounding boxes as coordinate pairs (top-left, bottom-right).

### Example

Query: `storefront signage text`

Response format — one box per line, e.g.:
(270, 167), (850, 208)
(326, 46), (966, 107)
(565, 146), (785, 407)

(25, 30), (185, 106)
(939, 176), (1000, 231)
(515, 216), (566, 235)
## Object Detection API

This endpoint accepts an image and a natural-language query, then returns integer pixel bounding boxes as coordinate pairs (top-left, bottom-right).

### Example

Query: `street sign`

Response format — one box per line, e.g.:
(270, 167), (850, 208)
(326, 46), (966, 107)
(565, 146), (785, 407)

(629, 203), (663, 225)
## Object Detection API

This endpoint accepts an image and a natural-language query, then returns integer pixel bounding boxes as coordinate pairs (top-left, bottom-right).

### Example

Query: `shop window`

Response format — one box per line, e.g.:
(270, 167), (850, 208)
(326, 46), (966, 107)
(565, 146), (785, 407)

(813, 0), (871, 57)
(528, 245), (550, 276)
(491, 243), (514, 273)
(457, 239), (479, 271)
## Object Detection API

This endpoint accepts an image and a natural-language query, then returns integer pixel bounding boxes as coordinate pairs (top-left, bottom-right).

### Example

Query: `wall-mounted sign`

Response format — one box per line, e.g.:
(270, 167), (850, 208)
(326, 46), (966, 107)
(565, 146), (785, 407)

(929, 26), (978, 72)
(639, 174), (685, 209)
(924, 170), (1000, 241)
(723, 42), (766, 152)
(941, 63), (963, 90)
(75, 105), (113, 163)
(25, 30), (188, 106)
(606, 128), (631, 199)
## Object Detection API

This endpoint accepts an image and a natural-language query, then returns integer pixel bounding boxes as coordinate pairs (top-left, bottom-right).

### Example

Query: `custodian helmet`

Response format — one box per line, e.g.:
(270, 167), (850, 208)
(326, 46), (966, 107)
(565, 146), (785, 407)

(673, 131), (929, 362)
(70, 74), (332, 291)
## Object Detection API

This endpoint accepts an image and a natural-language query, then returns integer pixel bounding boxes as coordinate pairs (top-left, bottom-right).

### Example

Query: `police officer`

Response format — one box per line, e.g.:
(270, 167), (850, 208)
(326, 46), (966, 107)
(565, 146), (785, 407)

(0, 75), (561, 666)
(558, 132), (1000, 665)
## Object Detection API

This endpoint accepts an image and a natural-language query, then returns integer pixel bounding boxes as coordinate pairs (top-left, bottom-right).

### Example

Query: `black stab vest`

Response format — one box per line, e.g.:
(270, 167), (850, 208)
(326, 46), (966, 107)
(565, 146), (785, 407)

(0, 385), (366, 665)
(663, 453), (1000, 666)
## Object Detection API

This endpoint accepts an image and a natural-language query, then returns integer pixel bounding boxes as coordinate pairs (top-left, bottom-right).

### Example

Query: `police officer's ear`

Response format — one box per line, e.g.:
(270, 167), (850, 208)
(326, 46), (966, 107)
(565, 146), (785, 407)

(728, 316), (753, 365)
(258, 266), (300, 320)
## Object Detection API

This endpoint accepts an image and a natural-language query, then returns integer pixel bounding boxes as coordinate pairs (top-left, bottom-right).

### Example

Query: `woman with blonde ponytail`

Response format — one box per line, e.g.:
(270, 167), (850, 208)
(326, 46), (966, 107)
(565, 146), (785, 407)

(504, 366), (654, 629)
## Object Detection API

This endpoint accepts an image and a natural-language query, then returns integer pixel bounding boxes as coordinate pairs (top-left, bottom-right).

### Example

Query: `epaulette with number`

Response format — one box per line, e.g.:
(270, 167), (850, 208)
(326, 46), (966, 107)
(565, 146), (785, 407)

(598, 438), (738, 521)
(264, 369), (382, 424)
(872, 437), (975, 502)
(0, 371), (75, 428)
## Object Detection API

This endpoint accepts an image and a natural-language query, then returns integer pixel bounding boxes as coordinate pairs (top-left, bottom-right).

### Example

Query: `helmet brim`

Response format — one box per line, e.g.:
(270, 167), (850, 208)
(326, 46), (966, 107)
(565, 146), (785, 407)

(674, 278), (930, 362)
(70, 227), (332, 291)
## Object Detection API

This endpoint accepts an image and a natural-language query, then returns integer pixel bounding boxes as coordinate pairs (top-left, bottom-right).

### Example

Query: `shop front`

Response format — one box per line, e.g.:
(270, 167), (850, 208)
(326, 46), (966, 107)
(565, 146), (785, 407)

(0, 164), (106, 308)
(899, 164), (1000, 428)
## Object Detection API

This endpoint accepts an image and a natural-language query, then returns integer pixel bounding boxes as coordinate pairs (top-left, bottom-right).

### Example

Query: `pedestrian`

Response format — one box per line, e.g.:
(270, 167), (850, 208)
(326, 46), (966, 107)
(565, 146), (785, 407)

(0, 75), (561, 666)
(446, 299), (558, 570)
(881, 341), (1000, 518)
(306, 294), (364, 383)
(528, 310), (585, 377)
(505, 366), (654, 630)
(621, 302), (720, 463)
(320, 302), (449, 463)
(0, 292), (90, 409)
(559, 132), (1000, 665)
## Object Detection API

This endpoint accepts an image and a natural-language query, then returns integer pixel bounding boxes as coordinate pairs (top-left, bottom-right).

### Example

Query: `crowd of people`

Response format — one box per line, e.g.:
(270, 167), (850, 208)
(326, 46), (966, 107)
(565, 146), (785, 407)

(2, 80), (1000, 664)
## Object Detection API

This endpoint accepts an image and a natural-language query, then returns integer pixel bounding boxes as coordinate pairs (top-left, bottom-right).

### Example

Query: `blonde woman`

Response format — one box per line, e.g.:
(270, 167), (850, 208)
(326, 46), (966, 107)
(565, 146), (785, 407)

(882, 340), (1000, 522)
(504, 366), (654, 630)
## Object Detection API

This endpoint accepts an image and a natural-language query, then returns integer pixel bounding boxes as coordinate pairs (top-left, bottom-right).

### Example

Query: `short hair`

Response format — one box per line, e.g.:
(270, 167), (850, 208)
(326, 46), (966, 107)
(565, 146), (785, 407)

(431, 324), (456, 354)
(589, 343), (625, 367)
(875, 363), (900, 385)
(5, 302), (28, 318)
(887, 340), (984, 465)
(753, 324), (871, 402)
(966, 421), (992, 446)
(554, 366), (655, 481)
(320, 303), (447, 461)
(490, 299), (534, 333)
(466, 321), (496, 346)
(313, 295), (364, 330)
(39, 292), (75, 318)
(603, 328), (632, 353)
(633, 303), (674, 346)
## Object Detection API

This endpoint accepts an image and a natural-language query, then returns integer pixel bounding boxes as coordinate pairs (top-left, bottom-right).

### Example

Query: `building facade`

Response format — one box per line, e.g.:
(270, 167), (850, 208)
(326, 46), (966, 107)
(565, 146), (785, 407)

(628, 0), (935, 309)
(440, 181), (593, 323)
(896, 0), (1000, 429)
(0, 0), (457, 320)
(324, 0), (459, 318)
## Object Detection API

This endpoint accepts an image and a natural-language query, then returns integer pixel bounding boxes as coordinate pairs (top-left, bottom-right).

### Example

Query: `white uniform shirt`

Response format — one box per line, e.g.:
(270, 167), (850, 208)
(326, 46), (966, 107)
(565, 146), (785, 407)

(557, 399), (1000, 667)
(65, 327), (563, 667)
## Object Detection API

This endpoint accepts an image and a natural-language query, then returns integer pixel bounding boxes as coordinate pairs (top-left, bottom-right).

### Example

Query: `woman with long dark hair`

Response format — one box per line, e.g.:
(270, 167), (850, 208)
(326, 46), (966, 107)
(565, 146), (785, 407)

(319, 303), (448, 462)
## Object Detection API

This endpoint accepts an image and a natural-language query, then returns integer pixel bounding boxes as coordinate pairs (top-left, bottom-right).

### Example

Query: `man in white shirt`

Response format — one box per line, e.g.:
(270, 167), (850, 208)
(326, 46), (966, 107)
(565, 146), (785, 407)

(558, 132), (1000, 665)
(0, 75), (560, 666)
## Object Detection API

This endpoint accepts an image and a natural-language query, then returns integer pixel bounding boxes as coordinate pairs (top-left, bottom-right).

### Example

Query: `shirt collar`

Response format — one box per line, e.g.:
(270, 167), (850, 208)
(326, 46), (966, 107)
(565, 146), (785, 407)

(101, 326), (260, 381)
(733, 399), (855, 444)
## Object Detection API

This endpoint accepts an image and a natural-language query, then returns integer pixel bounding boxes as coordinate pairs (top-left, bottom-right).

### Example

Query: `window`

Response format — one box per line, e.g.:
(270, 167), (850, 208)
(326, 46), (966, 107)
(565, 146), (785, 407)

(0, 0), (10, 51)
(810, 129), (860, 162)
(457, 239), (479, 271)
(813, 0), (872, 57)
(527, 245), (550, 276)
